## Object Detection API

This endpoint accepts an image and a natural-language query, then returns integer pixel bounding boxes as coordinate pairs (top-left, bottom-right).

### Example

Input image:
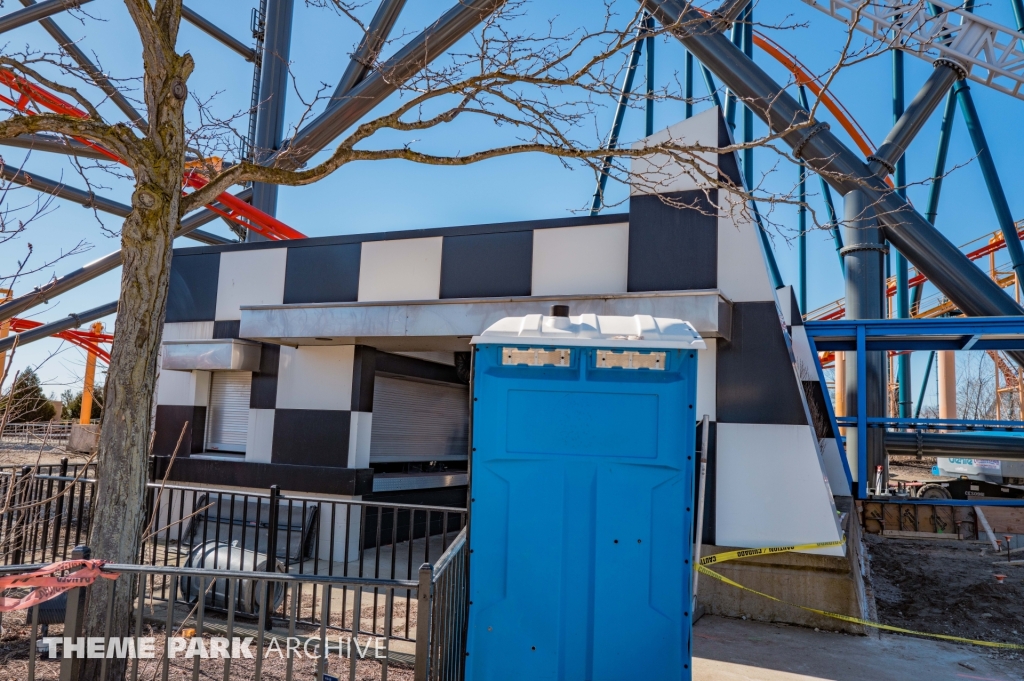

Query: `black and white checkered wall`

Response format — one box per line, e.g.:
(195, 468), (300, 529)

(155, 106), (848, 553)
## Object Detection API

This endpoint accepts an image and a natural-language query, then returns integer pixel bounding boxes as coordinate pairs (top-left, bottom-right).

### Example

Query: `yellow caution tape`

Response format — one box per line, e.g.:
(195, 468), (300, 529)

(696, 539), (1024, 650)
(698, 539), (847, 566)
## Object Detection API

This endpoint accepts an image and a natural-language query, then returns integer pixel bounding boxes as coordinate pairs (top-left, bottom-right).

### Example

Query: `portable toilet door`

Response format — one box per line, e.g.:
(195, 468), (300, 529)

(466, 308), (705, 681)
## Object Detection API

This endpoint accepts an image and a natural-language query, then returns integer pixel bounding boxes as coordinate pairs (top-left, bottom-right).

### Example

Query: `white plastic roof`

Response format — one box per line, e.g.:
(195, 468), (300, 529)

(471, 314), (706, 350)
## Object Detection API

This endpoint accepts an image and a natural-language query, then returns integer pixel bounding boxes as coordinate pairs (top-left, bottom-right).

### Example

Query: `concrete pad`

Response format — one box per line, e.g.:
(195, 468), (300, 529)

(694, 615), (1022, 681)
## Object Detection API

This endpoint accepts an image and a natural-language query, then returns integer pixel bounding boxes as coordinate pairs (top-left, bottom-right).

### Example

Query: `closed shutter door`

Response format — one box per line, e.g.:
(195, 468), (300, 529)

(206, 371), (251, 453)
(370, 376), (468, 462)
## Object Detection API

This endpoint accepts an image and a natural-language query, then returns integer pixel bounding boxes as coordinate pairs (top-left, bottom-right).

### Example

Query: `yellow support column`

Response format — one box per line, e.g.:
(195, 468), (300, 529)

(79, 322), (104, 424)
(938, 351), (957, 420)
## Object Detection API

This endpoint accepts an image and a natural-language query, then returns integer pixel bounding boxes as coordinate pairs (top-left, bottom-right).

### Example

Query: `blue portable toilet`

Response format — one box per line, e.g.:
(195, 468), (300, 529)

(466, 307), (705, 681)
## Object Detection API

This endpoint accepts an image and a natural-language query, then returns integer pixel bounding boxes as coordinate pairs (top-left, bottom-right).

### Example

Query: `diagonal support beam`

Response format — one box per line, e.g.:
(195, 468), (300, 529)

(278, 0), (504, 169)
(18, 0), (147, 129)
(0, 133), (114, 161)
(0, 164), (232, 245)
(0, 300), (116, 355)
(642, 0), (1024, 365)
(0, 0), (93, 36)
(331, 0), (407, 101)
(182, 5), (256, 62)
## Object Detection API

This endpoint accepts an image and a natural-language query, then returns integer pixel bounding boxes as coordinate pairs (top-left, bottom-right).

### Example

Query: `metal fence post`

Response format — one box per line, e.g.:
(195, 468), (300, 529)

(413, 563), (434, 681)
(264, 485), (280, 630)
(10, 466), (31, 565)
(59, 545), (90, 681)
(50, 458), (68, 562)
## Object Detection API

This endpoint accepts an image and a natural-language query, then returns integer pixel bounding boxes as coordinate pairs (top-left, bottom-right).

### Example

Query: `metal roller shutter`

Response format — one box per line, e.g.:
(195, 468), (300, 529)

(206, 371), (251, 453)
(370, 376), (468, 462)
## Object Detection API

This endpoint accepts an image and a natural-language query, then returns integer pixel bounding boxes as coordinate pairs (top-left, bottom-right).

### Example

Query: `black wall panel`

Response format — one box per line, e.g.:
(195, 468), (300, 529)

(272, 409), (351, 467)
(627, 191), (718, 292)
(351, 345), (376, 412)
(283, 243), (361, 304)
(716, 302), (808, 425)
(213, 320), (241, 339)
(154, 405), (206, 455)
(250, 343), (280, 409)
(166, 253), (220, 322)
(717, 114), (744, 188)
(440, 230), (533, 299)
(375, 351), (461, 384)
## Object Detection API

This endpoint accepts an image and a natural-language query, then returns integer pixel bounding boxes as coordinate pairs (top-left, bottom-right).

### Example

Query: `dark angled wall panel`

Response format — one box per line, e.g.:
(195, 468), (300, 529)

(272, 409), (351, 467)
(213, 320), (241, 339)
(440, 231), (533, 299)
(627, 191), (718, 292)
(717, 114), (744, 188)
(283, 243), (361, 304)
(716, 301), (807, 425)
(351, 345), (376, 412)
(250, 343), (280, 409)
(375, 351), (462, 384)
(166, 253), (220, 322)
(153, 405), (206, 455)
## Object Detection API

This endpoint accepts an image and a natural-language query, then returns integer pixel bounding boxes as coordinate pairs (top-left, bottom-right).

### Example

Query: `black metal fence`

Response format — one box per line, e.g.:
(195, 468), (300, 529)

(0, 548), (444, 679)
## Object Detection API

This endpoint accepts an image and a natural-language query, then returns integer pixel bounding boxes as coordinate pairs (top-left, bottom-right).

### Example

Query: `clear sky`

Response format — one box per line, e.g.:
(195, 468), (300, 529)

(1, 0), (1022, 411)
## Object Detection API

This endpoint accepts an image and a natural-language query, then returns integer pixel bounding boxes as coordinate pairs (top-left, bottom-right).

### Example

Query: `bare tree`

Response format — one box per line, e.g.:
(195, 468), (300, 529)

(0, 2), (877, 677)
(957, 352), (997, 421)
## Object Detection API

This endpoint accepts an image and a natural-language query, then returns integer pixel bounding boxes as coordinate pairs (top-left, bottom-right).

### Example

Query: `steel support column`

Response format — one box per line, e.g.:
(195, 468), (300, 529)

(590, 18), (647, 215)
(249, 0), (295, 237)
(645, 14), (655, 137)
(893, 49), (912, 418)
(330, 0), (407, 103)
(684, 50), (694, 119)
(954, 80), (1024, 284)
(843, 190), (887, 495)
(914, 350), (936, 419)
(641, 0), (1024, 368)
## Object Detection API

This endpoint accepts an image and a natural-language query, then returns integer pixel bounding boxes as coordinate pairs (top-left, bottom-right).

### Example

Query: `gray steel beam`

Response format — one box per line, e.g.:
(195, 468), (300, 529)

(0, 164), (233, 244)
(181, 5), (256, 62)
(0, 0), (92, 35)
(0, 133), (114, 161)
(331, 0), (407, 102)
(0, 300), (117, 355)
(249, 0), (295, 236)
(867, 59), (962, 178)
(886, 430), (1024, 460)
(278, 0), (503, 169)
(0, 189), (248, 322)
(842, 190), (887, 493)
(18, 0), (147, 129)
(642, 1), (1024, 332)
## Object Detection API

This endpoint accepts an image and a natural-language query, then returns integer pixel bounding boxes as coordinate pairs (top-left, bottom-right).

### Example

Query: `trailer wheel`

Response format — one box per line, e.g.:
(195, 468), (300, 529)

(916, 483), (952, 500)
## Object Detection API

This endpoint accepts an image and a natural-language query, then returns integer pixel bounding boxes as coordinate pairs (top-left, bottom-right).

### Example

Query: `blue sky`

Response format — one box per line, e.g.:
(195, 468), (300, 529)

(1, 0), (1022, 410)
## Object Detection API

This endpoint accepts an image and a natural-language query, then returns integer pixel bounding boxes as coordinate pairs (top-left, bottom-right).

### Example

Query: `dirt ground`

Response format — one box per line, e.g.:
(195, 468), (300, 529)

(864, 533), (1024, 653)
(0, 444), (91, 467)
(888, 455), (946, 484)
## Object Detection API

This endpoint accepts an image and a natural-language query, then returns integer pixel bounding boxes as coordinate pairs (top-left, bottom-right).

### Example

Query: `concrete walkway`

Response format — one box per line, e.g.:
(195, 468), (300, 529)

(694, 615), (1022, 681)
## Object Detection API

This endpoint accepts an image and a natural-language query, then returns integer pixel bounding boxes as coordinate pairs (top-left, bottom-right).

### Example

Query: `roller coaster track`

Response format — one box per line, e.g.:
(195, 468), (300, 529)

(7, 317), (111, 363)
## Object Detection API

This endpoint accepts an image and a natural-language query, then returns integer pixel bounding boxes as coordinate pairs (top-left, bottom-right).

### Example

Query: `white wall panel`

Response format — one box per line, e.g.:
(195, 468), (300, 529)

(715, 423), (843, 556)
(696, 339), (716, 421)
(531, 223), (629, 296)
(717, 201), (774, 303)
(245, 409), (275, 463)
(630, 107), (720, 195)
(820, 438), (852, 496)
(276, 345), (354, 410)
(157, 370), (210, 406)
(163, 321), (214, 341)
(358, 237), (443, 302)
(348, 411), (373, 468)
(215, 248), (288, 321)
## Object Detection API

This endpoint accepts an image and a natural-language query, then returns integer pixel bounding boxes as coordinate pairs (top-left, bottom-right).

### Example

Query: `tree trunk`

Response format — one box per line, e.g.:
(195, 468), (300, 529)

(79, 30), (193, 679)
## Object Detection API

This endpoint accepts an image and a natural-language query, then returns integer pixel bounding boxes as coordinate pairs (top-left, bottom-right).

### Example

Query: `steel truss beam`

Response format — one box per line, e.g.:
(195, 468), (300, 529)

(182, 5), (256, 62)
(0, 0), (92, 36)
(0, 300), (116, 355)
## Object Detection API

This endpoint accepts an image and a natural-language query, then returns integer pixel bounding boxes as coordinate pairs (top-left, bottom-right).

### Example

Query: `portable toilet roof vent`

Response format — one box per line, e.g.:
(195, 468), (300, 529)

(471, 306), (706, 350)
